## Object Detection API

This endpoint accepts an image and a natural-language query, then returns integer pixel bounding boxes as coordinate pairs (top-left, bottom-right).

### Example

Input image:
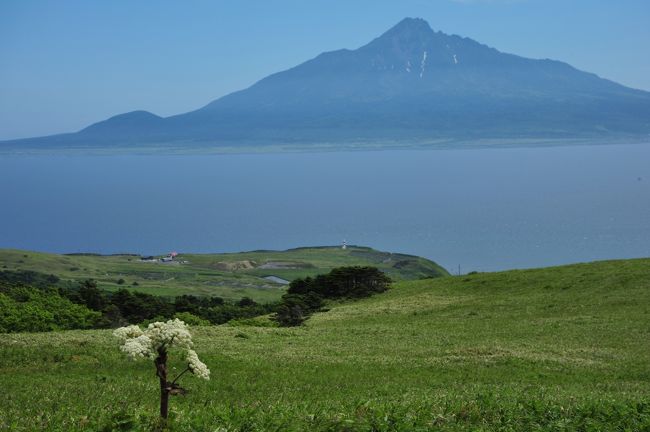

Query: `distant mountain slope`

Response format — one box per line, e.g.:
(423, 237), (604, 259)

(4, 18), (650, 150)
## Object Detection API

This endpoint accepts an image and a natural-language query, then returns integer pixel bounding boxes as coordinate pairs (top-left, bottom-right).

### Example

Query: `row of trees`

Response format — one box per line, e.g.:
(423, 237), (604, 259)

(0, 270), (274, 333)
(1, 266), (393, 332)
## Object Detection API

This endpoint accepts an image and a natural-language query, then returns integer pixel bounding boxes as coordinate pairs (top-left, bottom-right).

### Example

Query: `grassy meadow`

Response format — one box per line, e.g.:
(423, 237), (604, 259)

(2, 258), (649, 430)
(0, 246), (446, 302)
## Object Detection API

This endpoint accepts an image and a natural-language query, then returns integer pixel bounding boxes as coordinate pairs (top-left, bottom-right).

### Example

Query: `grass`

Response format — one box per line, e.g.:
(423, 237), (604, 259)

(1, 258), (649, 430)
(0, 246), (447, 302)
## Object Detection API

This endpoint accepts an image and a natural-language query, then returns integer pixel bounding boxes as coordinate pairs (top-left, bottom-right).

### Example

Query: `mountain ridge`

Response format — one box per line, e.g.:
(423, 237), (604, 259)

(3, 17), (650, 150)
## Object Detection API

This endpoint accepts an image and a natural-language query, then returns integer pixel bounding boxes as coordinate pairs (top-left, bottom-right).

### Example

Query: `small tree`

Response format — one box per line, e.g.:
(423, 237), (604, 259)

(275, 302), (306, 327)
(113, 319), (210, 419)
(79, 279), (106, 311)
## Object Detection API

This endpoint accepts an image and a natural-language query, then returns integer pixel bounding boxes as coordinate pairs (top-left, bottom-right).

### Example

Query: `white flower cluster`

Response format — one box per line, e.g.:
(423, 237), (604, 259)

(146, 318), (193, 351)
(113, 319), (210, 380)
(187, 349), (210, 380)
(121, 334), (153, 358)
(113, 324), (144, 343)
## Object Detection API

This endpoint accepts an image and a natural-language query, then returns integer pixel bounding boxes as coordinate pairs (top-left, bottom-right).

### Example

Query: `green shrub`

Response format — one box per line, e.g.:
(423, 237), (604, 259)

(0, 287), (100, 332)
(173, 311), (211, 326)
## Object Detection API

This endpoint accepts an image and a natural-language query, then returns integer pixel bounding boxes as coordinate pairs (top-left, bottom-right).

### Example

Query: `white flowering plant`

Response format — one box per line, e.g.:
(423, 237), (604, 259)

(113, 319), (210, 418)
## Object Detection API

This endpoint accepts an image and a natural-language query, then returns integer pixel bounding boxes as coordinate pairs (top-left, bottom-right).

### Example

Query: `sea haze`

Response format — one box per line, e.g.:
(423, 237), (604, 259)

(1, 143), (649, 273)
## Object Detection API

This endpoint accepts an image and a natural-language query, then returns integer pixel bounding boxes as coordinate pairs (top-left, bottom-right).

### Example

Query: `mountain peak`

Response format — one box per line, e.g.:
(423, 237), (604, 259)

(381, 17), (435, 39)
(366, 17), (438, 59)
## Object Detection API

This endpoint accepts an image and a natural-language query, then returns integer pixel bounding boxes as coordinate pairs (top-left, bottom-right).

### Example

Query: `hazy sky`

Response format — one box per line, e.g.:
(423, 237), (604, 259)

(1, 0), (649, 140)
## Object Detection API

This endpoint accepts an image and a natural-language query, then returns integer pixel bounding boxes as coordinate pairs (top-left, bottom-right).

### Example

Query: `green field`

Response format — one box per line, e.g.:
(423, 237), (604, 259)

(0, 246), (447, 302)
(2, 258), (649, 431)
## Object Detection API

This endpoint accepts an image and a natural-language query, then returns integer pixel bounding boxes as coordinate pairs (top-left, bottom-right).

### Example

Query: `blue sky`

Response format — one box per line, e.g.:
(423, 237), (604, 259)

(1, 0), (649, 140)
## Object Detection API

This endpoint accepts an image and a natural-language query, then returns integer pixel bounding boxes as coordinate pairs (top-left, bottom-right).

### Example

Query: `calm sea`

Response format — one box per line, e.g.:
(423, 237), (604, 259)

(1, 143), (649, 273)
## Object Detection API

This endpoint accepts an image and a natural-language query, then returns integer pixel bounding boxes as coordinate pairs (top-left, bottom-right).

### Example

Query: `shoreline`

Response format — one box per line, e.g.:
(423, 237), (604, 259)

(1, 136), (650, 156)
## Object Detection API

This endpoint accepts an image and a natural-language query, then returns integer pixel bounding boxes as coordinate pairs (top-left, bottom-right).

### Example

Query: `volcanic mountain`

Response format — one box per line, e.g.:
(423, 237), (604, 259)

(5, 18), (650, 149)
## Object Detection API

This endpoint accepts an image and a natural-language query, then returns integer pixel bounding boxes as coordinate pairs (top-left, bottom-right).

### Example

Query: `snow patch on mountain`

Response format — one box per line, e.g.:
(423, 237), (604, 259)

(420, 51), (428, 78)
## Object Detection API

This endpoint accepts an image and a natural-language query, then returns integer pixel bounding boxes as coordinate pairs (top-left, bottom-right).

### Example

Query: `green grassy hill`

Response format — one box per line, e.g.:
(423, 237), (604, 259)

(1, 258), (649, 430)
(0, 246), (447, 302)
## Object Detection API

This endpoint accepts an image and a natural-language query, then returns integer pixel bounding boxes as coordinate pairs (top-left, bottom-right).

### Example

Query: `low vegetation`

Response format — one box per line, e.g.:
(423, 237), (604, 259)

(1, 258), (649, 430)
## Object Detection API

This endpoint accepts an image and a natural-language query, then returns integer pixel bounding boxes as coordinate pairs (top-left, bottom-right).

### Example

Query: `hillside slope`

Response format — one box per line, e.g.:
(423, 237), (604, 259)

(1, 258), (649, 430)
(0, 246), (447, 301)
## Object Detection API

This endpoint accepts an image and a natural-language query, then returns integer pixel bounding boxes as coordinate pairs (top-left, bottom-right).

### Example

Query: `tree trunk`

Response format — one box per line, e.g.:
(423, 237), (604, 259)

(155, 349), (169, 419)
